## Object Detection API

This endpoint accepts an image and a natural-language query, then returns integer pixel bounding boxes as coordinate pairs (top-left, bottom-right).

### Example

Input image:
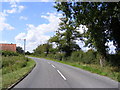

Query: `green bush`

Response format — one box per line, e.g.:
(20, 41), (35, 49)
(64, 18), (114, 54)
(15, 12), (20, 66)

(33, 48), (119, 67)
(82, 50), (97, 64)
(70, 50), (97, 64)
(47, 53), (55, 59)
(1, 50), (19, 56)
(118, 73), (120, 82)
(107, 54), (120, 66)
(70, 51), (84, 62)
(54, 53), (65, 61)
(34, 53), (46, 58)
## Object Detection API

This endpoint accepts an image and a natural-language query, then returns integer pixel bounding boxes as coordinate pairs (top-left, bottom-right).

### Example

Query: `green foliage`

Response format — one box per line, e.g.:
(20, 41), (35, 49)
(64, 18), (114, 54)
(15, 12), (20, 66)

(16, 46), (24, 54)
(33, 43), (53, 56)
(36, 49), (98, 64)
(83, 50), (97, 64)
(25, 51), (31, 55)
(2, 56), (29, 74)
(47, 53), (56, 59)
(54, 53), (65, 61)
(107, 54), (120, 66)
(49, 17), (81, 56)
(49, 48), (58, 54)
(54, 2), (120, 65)
(1, 50), (19, 56)
(70, 51), (84, 62)
(2, 57), (35, 88)
(70, 49), (97, 64)
(118, 73), (120, 82)
(33, 2), (119, 70)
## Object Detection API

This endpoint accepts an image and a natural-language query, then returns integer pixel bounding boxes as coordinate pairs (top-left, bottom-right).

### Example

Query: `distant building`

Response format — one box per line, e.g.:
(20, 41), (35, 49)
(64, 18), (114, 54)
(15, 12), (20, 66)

(0, 43), (16, 52)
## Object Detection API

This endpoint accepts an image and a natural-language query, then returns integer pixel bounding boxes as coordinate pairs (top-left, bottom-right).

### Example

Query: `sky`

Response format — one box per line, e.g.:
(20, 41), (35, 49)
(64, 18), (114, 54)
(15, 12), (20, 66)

(1, 1), (62, 52)
(0, 0), (116, 53)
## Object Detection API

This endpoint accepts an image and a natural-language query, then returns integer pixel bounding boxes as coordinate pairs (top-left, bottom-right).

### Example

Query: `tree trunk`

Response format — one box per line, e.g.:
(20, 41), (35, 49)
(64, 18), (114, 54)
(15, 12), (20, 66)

(99, 56), (105, 67)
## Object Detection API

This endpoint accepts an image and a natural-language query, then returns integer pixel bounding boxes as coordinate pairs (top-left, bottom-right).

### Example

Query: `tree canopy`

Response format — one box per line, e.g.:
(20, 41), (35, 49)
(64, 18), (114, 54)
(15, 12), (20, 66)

(33, 43), (54, 56)
(49, 17), (81, 56)
(54, 2), (120, 57)
(33, 2), (120, 67)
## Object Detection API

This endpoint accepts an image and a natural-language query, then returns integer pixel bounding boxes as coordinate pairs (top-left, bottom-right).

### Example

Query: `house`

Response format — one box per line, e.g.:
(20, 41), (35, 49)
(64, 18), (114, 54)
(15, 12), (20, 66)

(0, 43), (16, 52)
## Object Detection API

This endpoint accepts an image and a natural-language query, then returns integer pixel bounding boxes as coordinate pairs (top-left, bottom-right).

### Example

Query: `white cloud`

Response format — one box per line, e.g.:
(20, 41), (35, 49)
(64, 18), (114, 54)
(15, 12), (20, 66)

(40, 12), (62, 33)
(0, 12), (15, 31)
(0, 1), (25, 31)
(15, 32), (26, 50)
(107, 41), (116, 54)
(15, 32), (26, 41)
(3, 1), (25, 14)
(76, 25), (88, 34)
(2, 0), (54, 2)
(15, 12), (62, 52)
(9, 0), (20, 3)
(0, 41), (7, 43)
(18, 5), (25, 13)
(5, 8), (17, 14)
(19, 16), (28, 20)
(11, 4), (17, 8)
(5, 5), (25, 14)
(15, 12), (91, 52)
(76, 40), (91, 52)
(0, 0), (27, 31)
(40, 0), (53, 2)
(0, 40), (14, 44)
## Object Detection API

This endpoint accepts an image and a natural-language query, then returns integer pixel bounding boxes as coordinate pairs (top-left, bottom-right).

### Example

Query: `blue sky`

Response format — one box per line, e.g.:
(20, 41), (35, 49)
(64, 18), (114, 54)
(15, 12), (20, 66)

(1, 2), (56, 42)
(0, 1), (116, 53)
(1, 1), (63, 52)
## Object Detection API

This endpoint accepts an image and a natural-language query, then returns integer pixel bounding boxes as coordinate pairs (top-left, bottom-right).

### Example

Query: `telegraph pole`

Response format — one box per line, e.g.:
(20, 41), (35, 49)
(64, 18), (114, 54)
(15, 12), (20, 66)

(24, 39), (26, 58)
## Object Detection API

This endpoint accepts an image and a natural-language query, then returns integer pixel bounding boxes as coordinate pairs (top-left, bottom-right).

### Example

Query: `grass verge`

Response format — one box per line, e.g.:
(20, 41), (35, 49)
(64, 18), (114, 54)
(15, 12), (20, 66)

(30, 55), (120, 82)
(1, 56), (36, 89)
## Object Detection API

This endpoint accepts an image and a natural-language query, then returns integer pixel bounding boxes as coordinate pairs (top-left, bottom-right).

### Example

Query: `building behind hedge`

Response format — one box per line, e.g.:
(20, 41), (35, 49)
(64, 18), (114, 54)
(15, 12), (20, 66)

(0, 43), (16, 52)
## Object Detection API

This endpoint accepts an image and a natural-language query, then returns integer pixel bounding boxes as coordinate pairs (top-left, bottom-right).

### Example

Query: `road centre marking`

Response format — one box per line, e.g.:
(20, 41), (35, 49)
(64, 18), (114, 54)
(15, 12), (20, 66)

(51, 64), (56, 68)
(57, 70), (66, 80)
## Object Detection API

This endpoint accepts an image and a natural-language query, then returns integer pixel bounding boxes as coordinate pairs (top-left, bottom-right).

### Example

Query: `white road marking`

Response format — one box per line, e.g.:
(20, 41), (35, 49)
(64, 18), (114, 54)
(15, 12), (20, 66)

(57, 70), (66, 80)
(51, 64), (56, 68)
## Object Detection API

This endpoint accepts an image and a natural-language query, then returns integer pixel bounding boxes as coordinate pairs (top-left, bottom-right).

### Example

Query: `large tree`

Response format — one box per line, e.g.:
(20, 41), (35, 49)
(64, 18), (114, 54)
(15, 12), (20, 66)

(54, 2), (120, 66)
(49, 17), (81, 56)
(33, 43), (53, 56)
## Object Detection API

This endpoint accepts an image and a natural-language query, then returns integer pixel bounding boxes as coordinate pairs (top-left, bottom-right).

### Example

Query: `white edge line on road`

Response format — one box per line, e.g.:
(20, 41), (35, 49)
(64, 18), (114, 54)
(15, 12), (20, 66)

(51, 64), (56, 68)
(57, 70), (66, 80)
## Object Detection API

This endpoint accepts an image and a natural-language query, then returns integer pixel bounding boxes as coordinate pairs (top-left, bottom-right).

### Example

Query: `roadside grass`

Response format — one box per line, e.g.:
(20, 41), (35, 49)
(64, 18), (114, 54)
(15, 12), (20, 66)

(1, 56), (36, 89)
(0, 69), (2, 90)
(30, 55), (120, 82)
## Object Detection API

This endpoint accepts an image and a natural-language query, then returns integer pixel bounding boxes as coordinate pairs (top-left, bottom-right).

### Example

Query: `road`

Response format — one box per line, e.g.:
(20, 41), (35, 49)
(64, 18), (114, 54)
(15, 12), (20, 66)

(14, 57), (119, 89)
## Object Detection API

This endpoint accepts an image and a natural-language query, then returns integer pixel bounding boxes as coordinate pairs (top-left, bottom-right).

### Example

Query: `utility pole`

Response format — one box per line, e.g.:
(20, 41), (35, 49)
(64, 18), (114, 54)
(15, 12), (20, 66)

(18, 38), (26, 60)
(24, 39), (26, 58)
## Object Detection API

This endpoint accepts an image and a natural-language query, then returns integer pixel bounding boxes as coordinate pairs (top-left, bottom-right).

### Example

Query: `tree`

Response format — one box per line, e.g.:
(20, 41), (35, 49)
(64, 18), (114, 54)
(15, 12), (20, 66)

(33, 43), (53, 56)
(25, 51), (31, 55)
(49, 17), (81, 56)
(16, 46), (24, 54)
(54, 2), (120, 67)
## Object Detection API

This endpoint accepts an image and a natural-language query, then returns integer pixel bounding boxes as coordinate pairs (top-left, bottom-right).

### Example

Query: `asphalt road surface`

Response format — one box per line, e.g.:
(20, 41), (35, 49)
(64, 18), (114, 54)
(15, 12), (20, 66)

(14, 57), (119, 89)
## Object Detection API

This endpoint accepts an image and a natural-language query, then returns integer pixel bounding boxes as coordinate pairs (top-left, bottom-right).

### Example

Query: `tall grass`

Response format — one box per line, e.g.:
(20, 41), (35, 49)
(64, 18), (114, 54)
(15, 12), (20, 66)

(1, 56), (35, 89)
(2, 56), (28, 74)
